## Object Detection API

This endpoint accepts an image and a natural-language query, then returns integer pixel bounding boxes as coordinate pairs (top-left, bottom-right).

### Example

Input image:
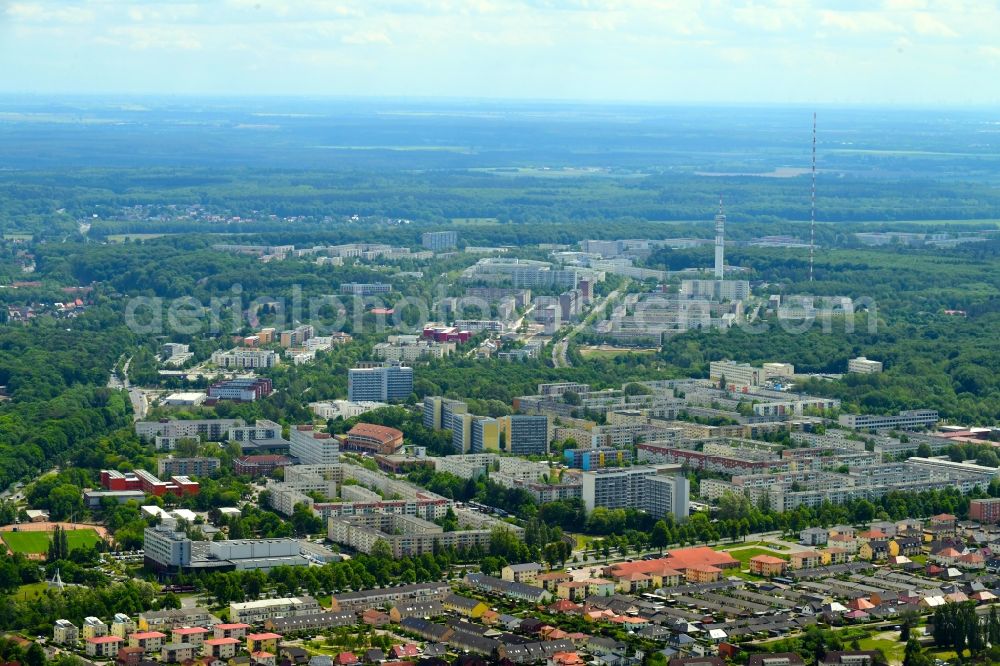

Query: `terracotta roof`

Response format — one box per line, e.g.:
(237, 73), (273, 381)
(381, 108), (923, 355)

(87, 636), (125, 644)
(749, 555), (786, 565)
(347, 423), (404, 443)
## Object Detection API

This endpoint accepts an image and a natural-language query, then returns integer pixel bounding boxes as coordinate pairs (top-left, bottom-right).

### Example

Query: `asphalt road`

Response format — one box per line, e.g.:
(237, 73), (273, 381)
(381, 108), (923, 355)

(552, 287), (624, 369)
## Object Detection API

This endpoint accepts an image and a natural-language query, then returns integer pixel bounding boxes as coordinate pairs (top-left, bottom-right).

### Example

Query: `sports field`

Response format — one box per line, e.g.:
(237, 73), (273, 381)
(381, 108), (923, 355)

(1, 528), (102, 554)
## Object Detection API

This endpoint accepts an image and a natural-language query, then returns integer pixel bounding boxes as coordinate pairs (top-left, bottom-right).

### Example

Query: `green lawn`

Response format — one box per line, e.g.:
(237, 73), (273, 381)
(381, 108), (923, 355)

(2, 529), (102, 554)
(722, 546), (790, 565)
(857, 635), (905, 664)
(14, 582), (50, 601)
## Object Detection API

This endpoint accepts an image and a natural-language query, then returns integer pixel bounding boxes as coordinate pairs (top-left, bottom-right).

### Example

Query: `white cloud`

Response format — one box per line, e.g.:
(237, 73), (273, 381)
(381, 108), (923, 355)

(912, 12), (957, 38)
(819, 10), (906, 34)
(979, 45), (1000, 62)
(341, 30), (392, 45)
(6, 2), (94, 23)
(106, 26), (203, 51)
(732, 3), (804, 32)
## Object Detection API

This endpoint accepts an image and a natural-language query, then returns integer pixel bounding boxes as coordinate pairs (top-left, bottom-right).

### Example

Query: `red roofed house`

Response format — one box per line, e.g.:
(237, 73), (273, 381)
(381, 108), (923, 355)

(86, 635), (125, 658)
(932, 547), (963, 566)
(789, 551), (823, 570)
(748, 555), (787, 577)
(334, 653), (360, 666)
(253, 652), (277, 666)
(172, 627), (209, 647)
(116, 646), (145, 666)
(548, 599), (583, 615)
(213, 624), (250, 640)
(129, 632), (166, 654)
(957, 552), (985, 570)
(603, 549), (726, 587)
(391, 645), (419, 660)
(685, 565), (723, 584)
(549, 652), (585, 666)
(247, 633), (281, 655)
(344, 424), (405, 455)
(203, 638), (241, 660)
(361, 609), (390, 628)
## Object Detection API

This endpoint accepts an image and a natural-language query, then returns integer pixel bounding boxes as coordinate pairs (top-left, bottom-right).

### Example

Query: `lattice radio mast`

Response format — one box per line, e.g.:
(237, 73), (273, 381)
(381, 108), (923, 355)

(810, 112), (816, 282)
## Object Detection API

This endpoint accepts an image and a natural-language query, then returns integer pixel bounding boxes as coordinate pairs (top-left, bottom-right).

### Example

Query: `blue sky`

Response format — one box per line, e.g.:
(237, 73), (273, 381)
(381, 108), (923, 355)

(0, 0), (998, 104)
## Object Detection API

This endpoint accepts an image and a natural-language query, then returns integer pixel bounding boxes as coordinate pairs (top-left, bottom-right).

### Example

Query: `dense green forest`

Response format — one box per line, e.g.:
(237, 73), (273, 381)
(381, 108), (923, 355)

(4, 168), (1000, 239)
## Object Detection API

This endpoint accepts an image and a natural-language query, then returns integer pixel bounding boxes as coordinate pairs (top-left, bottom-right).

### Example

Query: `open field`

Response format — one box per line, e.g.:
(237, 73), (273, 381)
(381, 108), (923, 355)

(858, 633), (905, 665)
(579, 345), (657, 359)
(14, 582), (50, 601)
(106, 233), (167, 242)
(721, 546), (791, 565)
(1, 528), (102, 554)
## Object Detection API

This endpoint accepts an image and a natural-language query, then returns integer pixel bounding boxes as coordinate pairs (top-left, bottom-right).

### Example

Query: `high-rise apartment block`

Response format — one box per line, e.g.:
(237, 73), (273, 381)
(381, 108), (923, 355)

(289, 426), (340, 465)
(348, 362), (413, 402)
(499, 414), (549, 456)
(421, 231), (458, 251)
(580, 464), (689, 521)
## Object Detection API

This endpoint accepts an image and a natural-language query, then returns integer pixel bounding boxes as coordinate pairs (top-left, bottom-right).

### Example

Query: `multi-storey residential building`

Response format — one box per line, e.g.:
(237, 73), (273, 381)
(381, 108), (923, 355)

(580, 464), (689, 521)
(644, 471), (691, 521)
(709, 360), (762, 390)
(211, 348), (280, 369)
(422, 231), (458, 251)
(500, 563), (542, 584)
(838, 410), (939, 431)
(54, 619), (80, 644)
(637, 443), (788, 475)
(340, 283), (392, 296)
(138, 608), (213, 632)
(208, 377), (273, 402)
(204, 637), (241, 659)
(129, 631), (166, 654)
(279, 325), (314, 348)
(289, 425), (340, 465)
(328, 512), (522, 558)
(161, 343), (193, 366)
(374, 337), (454, 362)
(470, 417), (500, 454)
(498, 415), (549, 456)
(348, 362), (413, 402)
(110, 613), (136, 638)
(848, 357), (883, 374)
(85, 636), (124, 657)
(230, 597), (322, 624)
(564, 447), (632, 470)
(449, 414), (499, 454)
(422, 396), (468, 430)
(970, 498), (1000, 524)
(136, 419), (243, 443)
(226, 419), (288, 454)
(82, 616), (108, 639)
(680, 279), (750, 301)
(157, 457), (221, 478)
(331, 582), (451, 613)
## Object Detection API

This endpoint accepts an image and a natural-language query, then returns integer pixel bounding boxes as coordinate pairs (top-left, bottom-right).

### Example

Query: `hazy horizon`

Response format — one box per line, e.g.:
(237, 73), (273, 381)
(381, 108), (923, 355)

(2, 1), (999, 106)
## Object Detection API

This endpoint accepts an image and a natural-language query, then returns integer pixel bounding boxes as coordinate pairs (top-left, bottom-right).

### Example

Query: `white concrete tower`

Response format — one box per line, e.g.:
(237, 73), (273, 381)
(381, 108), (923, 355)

(714, 197), (725, 279)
